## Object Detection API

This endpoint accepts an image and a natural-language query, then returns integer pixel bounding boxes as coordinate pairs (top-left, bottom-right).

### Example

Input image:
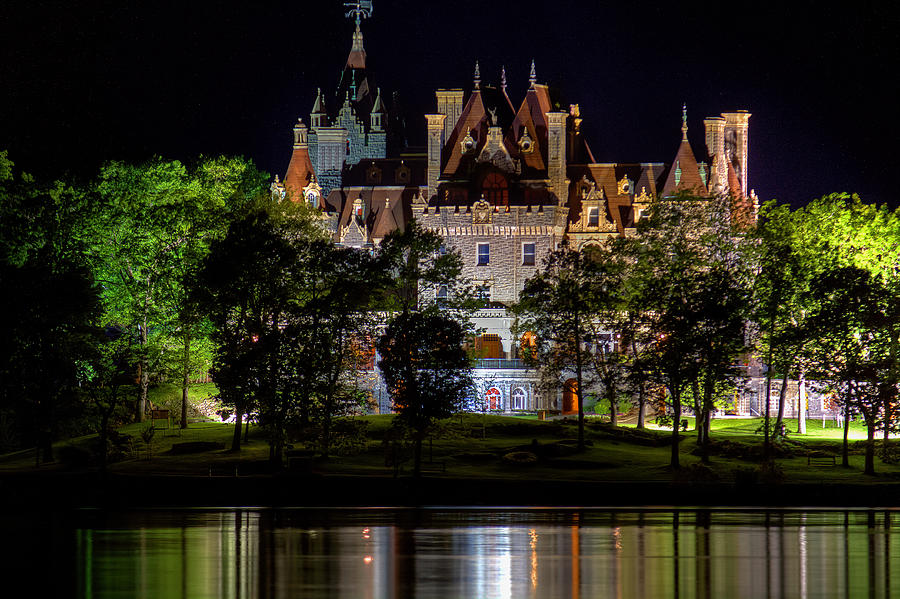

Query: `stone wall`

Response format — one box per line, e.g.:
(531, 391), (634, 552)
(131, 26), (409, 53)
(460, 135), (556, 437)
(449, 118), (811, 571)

(419, 204), (568, 304)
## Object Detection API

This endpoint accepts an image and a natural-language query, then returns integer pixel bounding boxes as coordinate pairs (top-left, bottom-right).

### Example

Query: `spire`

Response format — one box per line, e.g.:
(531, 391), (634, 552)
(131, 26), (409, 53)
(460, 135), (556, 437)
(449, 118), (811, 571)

(372, 87), (385, 113)
(501, 65), (507, 92)
(473, 60), (481, 90)
(312, 88), (324, 114)
(344, 1), (373, 28)
(529, 59), (537, 87)
(681, 103), (688, 141)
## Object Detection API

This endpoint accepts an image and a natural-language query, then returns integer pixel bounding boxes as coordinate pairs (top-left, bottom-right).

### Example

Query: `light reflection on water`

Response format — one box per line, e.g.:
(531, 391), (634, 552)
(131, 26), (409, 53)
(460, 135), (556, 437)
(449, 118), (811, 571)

(60, 508), (900, 598)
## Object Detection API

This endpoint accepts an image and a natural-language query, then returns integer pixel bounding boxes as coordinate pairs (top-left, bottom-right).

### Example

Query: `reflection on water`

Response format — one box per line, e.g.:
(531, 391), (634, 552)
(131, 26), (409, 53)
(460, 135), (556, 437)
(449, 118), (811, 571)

(43, 508), (900, 598)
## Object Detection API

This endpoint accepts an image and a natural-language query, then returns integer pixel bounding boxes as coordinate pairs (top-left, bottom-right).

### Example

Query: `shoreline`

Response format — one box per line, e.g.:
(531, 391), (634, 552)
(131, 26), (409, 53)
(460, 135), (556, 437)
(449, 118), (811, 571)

(3, 471), (900, 510)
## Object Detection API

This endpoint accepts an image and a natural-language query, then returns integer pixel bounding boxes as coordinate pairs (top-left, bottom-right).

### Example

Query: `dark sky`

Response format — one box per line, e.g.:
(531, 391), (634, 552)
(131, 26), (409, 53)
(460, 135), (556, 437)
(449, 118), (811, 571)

(2, 1), (897, 207)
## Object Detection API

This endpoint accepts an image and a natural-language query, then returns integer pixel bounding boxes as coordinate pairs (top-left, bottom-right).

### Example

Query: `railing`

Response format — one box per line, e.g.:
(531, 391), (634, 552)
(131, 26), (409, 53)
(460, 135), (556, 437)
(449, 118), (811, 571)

(474, 359), (527, 369)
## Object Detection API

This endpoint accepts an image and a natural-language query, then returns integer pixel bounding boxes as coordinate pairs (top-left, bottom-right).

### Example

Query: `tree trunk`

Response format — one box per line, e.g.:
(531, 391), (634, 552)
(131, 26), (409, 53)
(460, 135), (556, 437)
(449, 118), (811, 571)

(231, 409), (242, 452)
(692, 379), (704, 445)
(180, 329), (190, 429)
(671, 385), (681, 469)
(798, 373), (807, 435)
(636, 384), (646, 429)
(774, 370), (789, 437)
(137, 318), (149, 422)
(608, 388), (618, 427)
(763, 360), (773, 462)
(865, 413), (876, 476)
(842, 400), (850, 468)
(413, 433), (423, 477)
(576, 355), (585, 453)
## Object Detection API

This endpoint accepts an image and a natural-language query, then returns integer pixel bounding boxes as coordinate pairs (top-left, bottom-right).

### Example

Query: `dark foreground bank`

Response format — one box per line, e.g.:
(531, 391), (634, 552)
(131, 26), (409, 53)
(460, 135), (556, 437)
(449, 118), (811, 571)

(3, 471), (900, 509)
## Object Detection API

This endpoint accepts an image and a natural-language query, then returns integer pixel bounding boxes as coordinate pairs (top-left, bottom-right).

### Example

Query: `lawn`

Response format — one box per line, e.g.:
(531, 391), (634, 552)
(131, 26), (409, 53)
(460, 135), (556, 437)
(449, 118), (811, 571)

(1, 405), (897, 487)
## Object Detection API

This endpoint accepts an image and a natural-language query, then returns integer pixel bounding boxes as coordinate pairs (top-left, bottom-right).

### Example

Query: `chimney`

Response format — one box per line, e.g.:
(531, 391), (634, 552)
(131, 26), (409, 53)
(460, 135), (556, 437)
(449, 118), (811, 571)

(425, 113), (447, 201)
(436, 89), (464, 141)
(546, 111), (568, 204)
(723, 111), (751, 195)
(704, 116), (725, 192)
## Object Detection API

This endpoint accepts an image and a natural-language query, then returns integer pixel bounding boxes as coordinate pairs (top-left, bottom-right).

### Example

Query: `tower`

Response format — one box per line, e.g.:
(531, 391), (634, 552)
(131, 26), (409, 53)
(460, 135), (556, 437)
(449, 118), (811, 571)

(296, 0), (387, 197)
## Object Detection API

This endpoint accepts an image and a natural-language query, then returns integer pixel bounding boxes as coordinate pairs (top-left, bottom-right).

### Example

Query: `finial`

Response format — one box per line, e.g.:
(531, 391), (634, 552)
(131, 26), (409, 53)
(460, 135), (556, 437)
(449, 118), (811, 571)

(529, 59), (537, 86)
(501, 65), (507, 91)
(474, 60), (481, 90)
(681, 103), (688, 141)
(344, 1), (373, 28)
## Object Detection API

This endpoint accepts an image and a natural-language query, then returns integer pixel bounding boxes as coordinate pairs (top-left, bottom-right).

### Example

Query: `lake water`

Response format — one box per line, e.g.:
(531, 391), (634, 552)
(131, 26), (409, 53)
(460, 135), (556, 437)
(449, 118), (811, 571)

(11, 507), (900, 598)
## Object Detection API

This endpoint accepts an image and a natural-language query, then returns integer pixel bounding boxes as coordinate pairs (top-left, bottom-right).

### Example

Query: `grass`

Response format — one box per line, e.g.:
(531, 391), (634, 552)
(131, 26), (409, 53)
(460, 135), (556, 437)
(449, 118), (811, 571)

(1, 403), (897, 486)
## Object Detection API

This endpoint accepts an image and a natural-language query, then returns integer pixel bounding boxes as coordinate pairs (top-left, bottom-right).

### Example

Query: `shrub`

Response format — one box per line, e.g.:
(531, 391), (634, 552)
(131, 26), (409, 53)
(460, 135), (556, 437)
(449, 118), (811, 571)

(674, 462), (719, 483)
(502, 451), (538, 466)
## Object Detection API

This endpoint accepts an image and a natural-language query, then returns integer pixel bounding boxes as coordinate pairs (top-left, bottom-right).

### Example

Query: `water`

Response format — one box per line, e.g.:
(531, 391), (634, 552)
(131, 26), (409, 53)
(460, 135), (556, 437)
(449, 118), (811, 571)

(11, 508), (900, 598)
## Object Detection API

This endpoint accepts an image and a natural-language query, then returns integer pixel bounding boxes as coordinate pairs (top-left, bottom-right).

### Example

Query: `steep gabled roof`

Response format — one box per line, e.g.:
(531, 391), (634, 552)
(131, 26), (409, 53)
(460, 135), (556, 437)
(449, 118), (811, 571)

(283, 146), (314, 201)
(441, 90), (488, 178)
(660, 138), (707, 197)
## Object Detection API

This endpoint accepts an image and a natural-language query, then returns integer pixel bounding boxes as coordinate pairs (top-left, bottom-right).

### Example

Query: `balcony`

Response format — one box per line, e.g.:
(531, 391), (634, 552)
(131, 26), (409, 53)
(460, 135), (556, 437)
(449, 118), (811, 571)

(474, 358), (527, 369)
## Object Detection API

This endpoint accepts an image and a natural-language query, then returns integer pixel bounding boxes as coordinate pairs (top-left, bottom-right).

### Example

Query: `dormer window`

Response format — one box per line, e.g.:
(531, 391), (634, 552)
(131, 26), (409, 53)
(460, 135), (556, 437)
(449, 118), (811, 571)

(588, 207), (600, 227)
(518, 129), (534, 153)
(461, 129), (477, 154)
(395, 163), (411, 184)
(353, 198), (365, 222)
(366, 164), (382, 184)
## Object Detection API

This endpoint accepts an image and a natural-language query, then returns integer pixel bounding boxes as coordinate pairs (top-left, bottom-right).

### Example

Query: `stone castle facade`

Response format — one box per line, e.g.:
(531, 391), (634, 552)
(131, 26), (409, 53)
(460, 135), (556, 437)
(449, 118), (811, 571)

(275, 4), (758, 415)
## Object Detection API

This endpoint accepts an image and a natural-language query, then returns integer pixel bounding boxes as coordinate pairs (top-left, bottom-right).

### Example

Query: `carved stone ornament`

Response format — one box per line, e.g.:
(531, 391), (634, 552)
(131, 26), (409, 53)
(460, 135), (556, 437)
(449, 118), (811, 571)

(461, 128), (477, 154)
(634, 186), (653, 204)
(411, 189), (427, 205)
(472, 197), (492, 224)
(617, 175), (634, 196)
(583, 178), (603, 200)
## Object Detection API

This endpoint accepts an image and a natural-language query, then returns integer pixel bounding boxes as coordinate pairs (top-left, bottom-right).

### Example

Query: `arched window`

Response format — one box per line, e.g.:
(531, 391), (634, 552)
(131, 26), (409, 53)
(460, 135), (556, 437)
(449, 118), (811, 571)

(486, 387), (502, 411)
(512, 387), (526, 411)
(482, 173), (509, 206)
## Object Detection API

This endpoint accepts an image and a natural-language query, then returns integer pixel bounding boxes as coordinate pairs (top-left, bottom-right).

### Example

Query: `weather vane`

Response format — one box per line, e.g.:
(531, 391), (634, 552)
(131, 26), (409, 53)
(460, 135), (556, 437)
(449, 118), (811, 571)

(344, 1), (373, 27)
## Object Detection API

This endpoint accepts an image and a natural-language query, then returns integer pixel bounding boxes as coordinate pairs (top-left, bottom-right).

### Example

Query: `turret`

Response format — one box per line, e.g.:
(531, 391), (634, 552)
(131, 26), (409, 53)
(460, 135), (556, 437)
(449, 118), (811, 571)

(311, 88), (326, 130)
(546, 111), (568, 204)
(371, 88), (385, 131)
(425, 113), (447, 201)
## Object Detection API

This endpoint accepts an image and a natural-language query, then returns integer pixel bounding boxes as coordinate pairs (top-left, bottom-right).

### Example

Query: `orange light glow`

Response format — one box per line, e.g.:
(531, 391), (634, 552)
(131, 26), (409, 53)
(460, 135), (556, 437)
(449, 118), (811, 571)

(363, 555), (373, 565)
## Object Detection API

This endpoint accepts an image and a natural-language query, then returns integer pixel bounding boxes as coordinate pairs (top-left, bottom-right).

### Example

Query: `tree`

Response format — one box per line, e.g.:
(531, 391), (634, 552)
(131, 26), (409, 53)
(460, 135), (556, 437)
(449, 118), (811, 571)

(81, 327), (136, 473)
(805, 266), (889, 474)
(0, 151), (101, 461)
(282, 239), (383, 457)
(375, 220), (474, 475)
(514, 242), (617, 451)
(619, 193), (750, 468)
(377, 311), (472, 476)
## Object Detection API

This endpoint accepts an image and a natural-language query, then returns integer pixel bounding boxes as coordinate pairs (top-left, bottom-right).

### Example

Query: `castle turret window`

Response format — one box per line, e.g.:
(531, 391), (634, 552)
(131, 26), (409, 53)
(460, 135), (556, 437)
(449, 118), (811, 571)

(522, 242), (536, 266)
(477, 243), (490, 265)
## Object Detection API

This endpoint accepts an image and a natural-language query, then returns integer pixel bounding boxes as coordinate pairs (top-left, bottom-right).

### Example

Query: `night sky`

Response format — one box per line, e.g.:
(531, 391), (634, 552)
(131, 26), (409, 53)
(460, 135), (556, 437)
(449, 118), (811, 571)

(2, 1), (897, 208)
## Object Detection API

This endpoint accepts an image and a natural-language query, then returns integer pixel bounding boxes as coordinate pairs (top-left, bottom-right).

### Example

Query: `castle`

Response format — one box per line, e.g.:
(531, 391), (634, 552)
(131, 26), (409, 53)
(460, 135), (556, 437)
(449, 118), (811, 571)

(274, 2), (757, 415)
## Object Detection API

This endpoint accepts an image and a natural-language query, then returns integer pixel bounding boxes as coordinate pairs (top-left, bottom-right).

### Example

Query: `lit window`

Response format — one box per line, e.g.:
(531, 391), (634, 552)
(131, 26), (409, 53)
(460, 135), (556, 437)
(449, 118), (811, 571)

(476, 285), (491, 305)
(588, 207), (599, 227)
(477, 243), (490, 266)
(523, 243), (535, 266)
(485, 387), (502, 411)
(512, 388), (526, 410)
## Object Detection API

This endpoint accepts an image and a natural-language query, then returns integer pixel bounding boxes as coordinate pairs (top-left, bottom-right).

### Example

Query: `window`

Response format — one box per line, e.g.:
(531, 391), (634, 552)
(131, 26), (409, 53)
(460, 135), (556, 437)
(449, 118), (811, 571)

(482, 172), (509, 206)
(512, 388), (526, 410)
(485, 387), (502, 411)
(475, 285), (491, 307)
(522, 243), (535, 266)
(588, 207), (600, 227)
(477, 243), (490, 265)
(436, 285), (448, 308)
(478, 334), (502, 359)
